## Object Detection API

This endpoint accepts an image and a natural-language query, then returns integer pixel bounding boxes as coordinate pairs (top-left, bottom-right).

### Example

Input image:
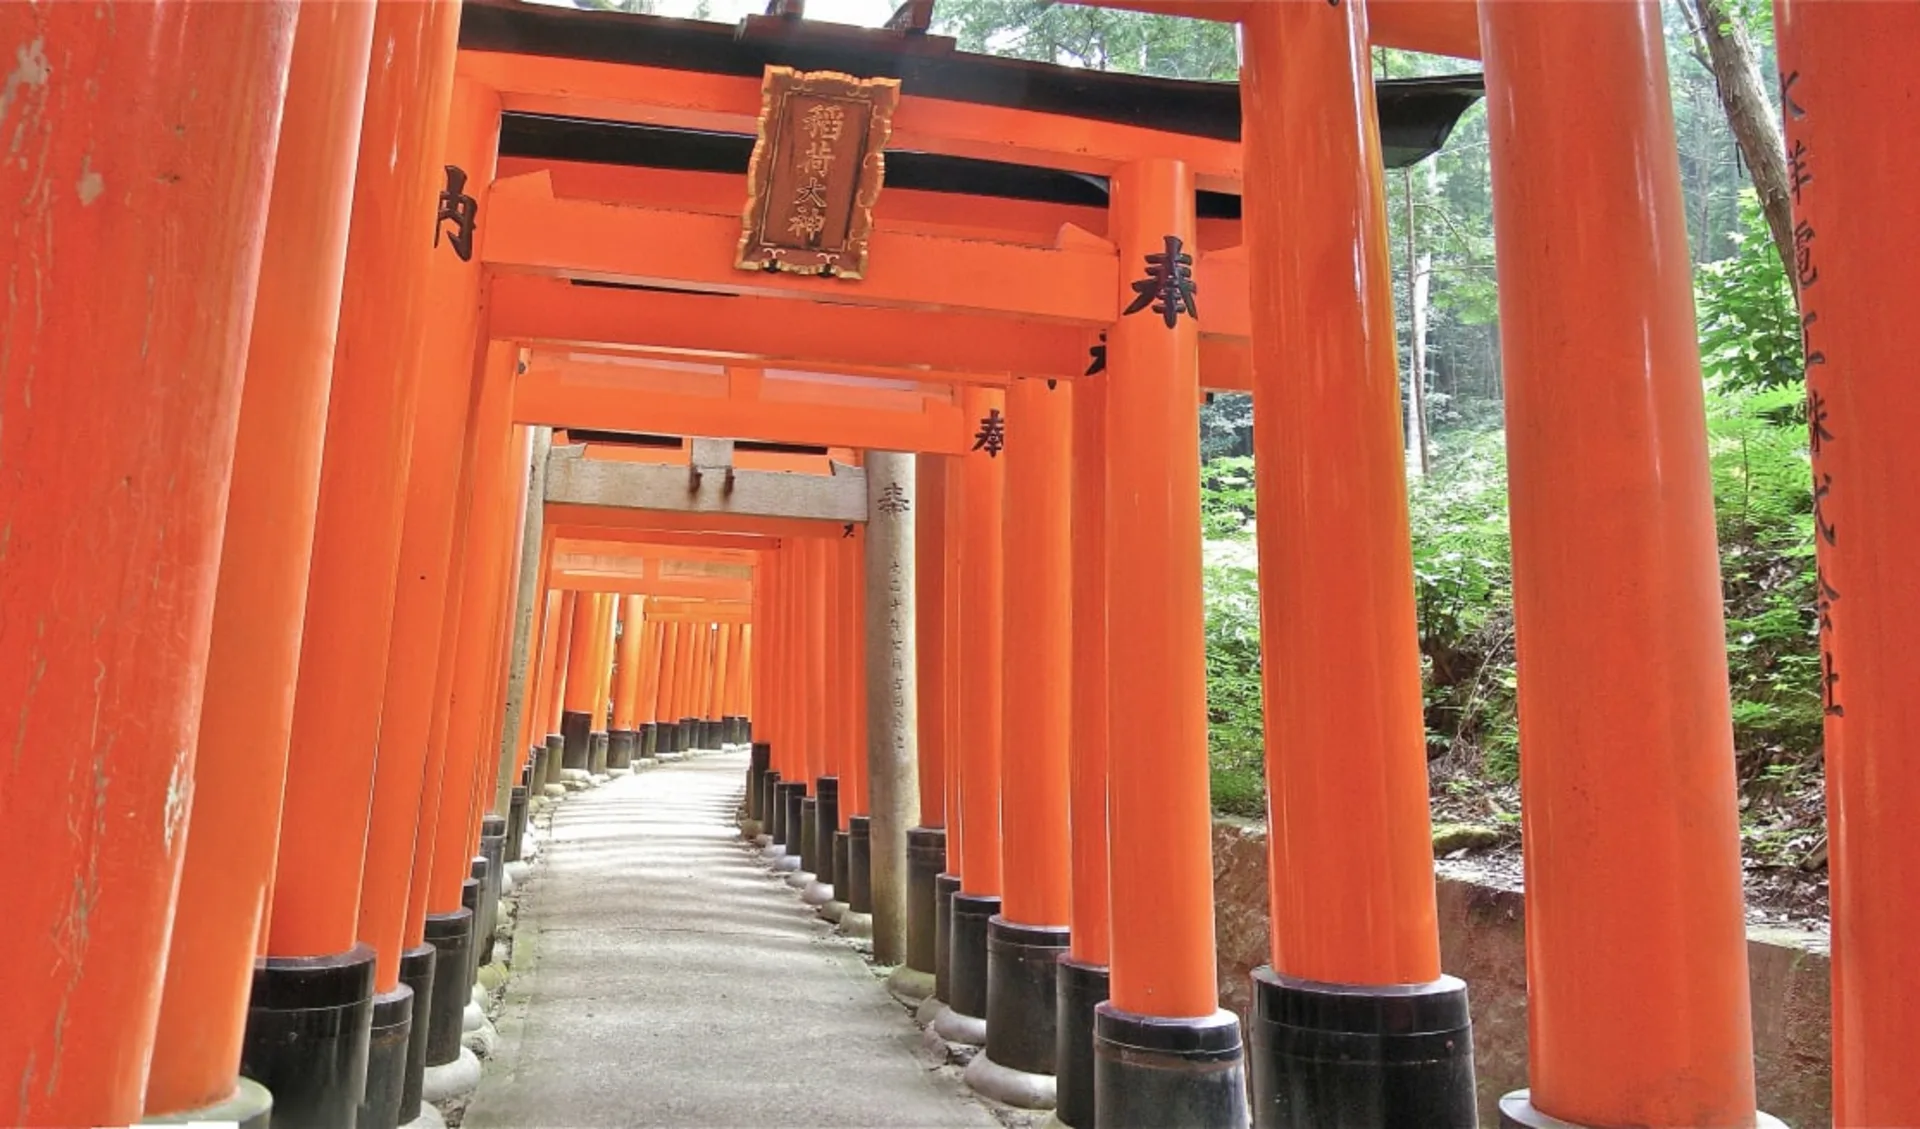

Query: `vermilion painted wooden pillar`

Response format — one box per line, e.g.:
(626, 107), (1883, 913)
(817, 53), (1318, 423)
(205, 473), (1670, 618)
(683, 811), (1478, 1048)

(1772, 10), (1920, 1123)
(613, 596), (645, 740)
(936, 384), (1006, 1047)
(844, 532), (870, 818)
(0, 5), (295, 1124)
(914, 457), (951, 833)
(933, 452), (969, 1010)
(711, 622), (736, 726)
(560, 590), (601, 771)
(1098, 158), (1245, 1121)
(1480, 3), (1769, 1126)
(354, 71), (500, 1129)
(654, 616), (683, 753)
(142, 4), (371, 1123)
(1240, 4), (1470, 1123)
(967, 375), (1075, 1101)
(254, 1), (458, 1122)
(417, 340), (520, 1089)
(530, 589), (565, 777)
(548, 590), (578, 740)
(757, 549), (789, 853)
(587, 590), (616, 772)
(1056, 371), (1112, 1129)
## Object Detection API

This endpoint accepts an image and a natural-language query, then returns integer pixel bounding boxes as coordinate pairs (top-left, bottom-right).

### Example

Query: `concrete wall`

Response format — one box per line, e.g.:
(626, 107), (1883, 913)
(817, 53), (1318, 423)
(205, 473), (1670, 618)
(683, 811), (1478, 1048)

(1210, 821), (1833, 1127)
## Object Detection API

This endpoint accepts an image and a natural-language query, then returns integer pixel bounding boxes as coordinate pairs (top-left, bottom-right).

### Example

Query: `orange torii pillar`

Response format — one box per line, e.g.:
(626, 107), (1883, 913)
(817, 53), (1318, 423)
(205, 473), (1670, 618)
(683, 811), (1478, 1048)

(356, 73), (501, 1129)
(247, 3), (458, 1123)
(559, 591), (603, 774)
(1096, 159), (1245, 1123)
(610, 595), (646, 769)
(1480, 3), (1776, 1127)
(934, 385), (1008, 1049)
(759, 547), (799, 857)
(837, 527), (876, 934)
(746, 557), (777, 833)
(652, 615), (685, 760)
(806, 536), (855, 912)
(820, 529), (869, 922)
(539, 589), (578, 793)
(857, 453), (919, 959)
(1774, 10), (1920, 1122)
(587, 592), (616, 774)
(415, 339), (520, 1105)
(1240, 5), (1472, 1125)
(931, 453), (969, 1019)
(635, 601), (665, 763)
(525, 590), (563, 788)
(966, 376), (1075, 1107)
(893, 454), (950, 1002)
(0, 5), (293, 1125)
(781, 540), (831, 880)
(753, 549), (786, 847)
(669, 618), (702, 756)
(1056, 373), (1112, 1129)
(140, 6), (370, 1126)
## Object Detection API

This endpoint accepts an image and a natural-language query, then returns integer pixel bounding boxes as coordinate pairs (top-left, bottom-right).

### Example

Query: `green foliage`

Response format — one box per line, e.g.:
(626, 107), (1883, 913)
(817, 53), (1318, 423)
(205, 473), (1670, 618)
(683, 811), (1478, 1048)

(1199, 455), (1255, 539)
(935, 0), (1237, 79)
(1201, 543), (1266, 818)
(1696, 191), (1803, 390)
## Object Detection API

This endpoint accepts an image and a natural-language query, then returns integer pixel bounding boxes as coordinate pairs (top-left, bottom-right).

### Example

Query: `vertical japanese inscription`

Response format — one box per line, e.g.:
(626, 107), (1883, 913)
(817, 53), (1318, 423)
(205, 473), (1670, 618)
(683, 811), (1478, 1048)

(435, 165), (478, 262)
(1781, 63), (1842, 717)
(737, 67), (900, 279)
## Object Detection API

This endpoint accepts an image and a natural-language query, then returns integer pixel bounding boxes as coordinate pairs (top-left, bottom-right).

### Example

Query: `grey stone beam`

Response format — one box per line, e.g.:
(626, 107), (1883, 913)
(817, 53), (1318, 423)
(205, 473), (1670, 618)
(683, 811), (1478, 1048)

(544, 443), (867, 523)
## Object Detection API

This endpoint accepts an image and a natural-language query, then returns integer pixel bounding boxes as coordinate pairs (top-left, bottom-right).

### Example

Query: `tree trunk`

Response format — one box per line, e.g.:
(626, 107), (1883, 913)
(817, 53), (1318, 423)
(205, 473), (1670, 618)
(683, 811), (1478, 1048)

(1403, 166), (1432, 478)
(1688, 0), (1797, 290)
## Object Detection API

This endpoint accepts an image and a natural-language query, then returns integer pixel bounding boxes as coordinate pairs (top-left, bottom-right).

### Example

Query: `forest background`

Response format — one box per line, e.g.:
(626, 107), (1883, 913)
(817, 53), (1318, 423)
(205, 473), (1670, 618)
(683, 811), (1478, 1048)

(574, 0), (1828, 921)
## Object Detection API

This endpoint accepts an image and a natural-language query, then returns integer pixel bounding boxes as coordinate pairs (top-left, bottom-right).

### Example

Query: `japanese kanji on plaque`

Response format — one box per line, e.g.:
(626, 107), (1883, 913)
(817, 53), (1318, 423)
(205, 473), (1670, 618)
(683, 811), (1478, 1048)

(736, 66), (900, 278)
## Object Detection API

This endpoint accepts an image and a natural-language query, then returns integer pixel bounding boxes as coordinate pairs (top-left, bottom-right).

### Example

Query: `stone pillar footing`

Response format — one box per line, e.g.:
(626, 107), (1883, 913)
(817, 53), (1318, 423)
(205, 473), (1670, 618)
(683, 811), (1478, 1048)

(1250, 968), (1475, 1129)
(239, 943), (377, 1129)
(609, 728), (638, 769)
(1054, 957), (1110, 1129)
(947, 891), (999, 1030)
(1496, 1092), (1788, 1129)
(560, 709), (591, 770)
(965, 1051), (1058, 1111)
(1094, 1004), (1248, 1129)
(397, 943), (437, 1123)
(141, 1077), (274, 1129)
(422, 909), (475, 1068)
(357, 985), (415, 1129)
(588, 730), (610, 775)
(933, 872), (961, 1003)
(986, 917), (1070, 1077)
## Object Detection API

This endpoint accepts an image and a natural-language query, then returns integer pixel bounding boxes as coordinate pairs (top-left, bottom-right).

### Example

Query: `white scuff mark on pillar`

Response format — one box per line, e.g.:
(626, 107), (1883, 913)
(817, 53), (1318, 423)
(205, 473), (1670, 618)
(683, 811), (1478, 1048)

(0, 37), (49, 151)
(163, 747), (191, 854)
(75, 155), (101, 205)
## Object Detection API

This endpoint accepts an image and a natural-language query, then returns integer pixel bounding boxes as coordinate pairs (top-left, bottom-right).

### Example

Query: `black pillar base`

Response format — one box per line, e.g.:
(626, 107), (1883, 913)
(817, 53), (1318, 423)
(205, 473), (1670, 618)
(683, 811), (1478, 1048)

(506, 785), (529, 862)
(422, 908), (474, 1068)
(397, 943), (437, 1123)
(588, 730), (609, 774)
(986, 918), (1071, 1076)
(357, 984), (414, 1129)
(748, 742), (771, 821)
(641, 722), (658, 758)
(832, 830), (851, 902)
(561, 709), (591, 770)
(934, 872), (961, 1003)
(847, 815), (872, 913)
(609, 728), (638, 769)
(1095, 1004), (1248, 1129)
(948, 891), (1000, 1022)
(677, 717), (695, 752)
(783, 783), (808, 862)
(907, 828), (946, 975)
(543, 733), (565, 789)
(765, 773), (787, 845)
(1055, 957), (1110, 1129)
(1249, 968), (1474, 1129)
(814, 777), (841, 884)
(239, 944), (376, 1129)
(656, 721), (679, 754)
(470, 853), (498, 968)
(799, 797), (820, 875)
(528, 745), (548, 796)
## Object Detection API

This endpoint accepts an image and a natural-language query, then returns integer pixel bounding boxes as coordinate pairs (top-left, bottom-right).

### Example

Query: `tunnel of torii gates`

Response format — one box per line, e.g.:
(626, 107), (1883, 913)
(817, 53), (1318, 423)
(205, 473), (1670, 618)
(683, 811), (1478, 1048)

(1, 0), (1914, 1127)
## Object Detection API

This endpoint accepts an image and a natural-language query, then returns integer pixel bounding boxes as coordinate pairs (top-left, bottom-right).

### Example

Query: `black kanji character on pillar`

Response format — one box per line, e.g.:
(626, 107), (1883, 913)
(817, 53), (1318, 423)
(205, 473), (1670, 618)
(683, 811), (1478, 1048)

(1085, 332), (1108, 376)
(972, 408), (1005, 457)
(1807, 387), (1833, 456)
(843, 523), (856, 538)
(436, 165), (478, 262)
(876, 482), (911, 514)
(1123, 235), (1198, 328)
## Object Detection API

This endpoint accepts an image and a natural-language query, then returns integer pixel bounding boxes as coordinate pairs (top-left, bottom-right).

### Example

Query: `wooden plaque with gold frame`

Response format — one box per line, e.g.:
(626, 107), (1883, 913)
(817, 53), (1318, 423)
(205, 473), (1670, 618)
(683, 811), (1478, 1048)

(735, 66), (900, 279)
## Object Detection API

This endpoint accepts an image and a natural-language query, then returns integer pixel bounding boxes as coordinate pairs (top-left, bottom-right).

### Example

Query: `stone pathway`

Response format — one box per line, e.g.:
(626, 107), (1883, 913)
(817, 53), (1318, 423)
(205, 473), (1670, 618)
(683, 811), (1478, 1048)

(464, 752), (1000, 1128)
